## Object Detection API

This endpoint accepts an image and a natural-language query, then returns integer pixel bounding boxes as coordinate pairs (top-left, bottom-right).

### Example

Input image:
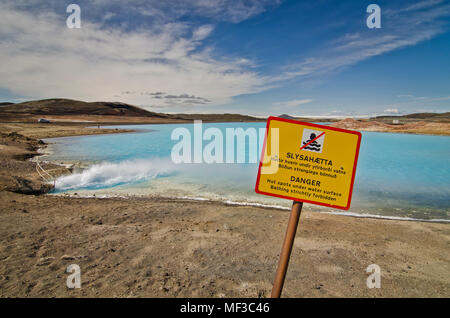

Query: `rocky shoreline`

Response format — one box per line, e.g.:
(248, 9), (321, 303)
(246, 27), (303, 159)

(0, 132), (60, 195)
(0, 122), (449, 298)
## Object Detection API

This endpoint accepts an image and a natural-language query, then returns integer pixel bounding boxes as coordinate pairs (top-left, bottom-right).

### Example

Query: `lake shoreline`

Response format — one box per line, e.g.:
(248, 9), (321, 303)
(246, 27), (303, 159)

(49, 192), (450, 224)
(0, 122), (449, 297)
(1, 122), (447, 221)
(42, 122), (449, 223)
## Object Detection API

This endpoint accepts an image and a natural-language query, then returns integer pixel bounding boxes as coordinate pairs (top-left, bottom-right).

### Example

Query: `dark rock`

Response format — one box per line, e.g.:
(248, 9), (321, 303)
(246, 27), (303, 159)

(37, 257), (55, 266)
(8, 176), (53, 195)
(60, 255), (75, 261)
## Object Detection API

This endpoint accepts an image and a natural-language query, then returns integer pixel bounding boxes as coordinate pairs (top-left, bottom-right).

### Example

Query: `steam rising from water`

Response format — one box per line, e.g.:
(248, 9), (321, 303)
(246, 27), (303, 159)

(55, 158), (177, 191)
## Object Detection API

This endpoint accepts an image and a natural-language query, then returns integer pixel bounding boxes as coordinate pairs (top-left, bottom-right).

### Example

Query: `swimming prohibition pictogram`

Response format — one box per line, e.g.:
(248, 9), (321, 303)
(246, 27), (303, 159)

(300, 131), (325, 152)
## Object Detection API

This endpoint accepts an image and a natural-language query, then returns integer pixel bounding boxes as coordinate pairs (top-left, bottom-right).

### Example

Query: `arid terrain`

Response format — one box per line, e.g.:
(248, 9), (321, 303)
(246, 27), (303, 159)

(1, 191), (449, 298)
(0, 100), (449, 297)
(1, 99), (449, 135)
(0, 120), (449, 297)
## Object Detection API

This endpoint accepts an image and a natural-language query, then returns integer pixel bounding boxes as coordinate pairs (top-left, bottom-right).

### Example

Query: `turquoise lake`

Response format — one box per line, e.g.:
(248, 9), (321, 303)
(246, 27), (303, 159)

(42, 123), (450, 221)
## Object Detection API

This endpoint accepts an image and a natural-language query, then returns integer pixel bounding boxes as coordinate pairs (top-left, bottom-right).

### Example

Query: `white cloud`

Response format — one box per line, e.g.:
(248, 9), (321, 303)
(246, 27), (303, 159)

(192, 25), (214, 41)
(1, 0), (449, 114)
(178, 0), (281, 23)
(402, 0), (444, 12)
(378, 94), (450, 115)
(0, 2), (270, 109)
(272, 99), (313, 107)
(275, 1), (450, 83)
(397, 94), (450, 102)
(383, 108), (400, 114)
(92, 0), (281, 24)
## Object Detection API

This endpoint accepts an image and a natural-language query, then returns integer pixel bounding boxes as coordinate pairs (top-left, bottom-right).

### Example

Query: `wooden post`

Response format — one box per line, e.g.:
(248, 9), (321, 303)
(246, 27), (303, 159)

(271, 201), (303, 298)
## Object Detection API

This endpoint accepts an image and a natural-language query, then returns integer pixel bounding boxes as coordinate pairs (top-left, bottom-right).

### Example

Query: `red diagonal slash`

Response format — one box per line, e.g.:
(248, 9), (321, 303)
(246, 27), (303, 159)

(300, 131), (325, 150)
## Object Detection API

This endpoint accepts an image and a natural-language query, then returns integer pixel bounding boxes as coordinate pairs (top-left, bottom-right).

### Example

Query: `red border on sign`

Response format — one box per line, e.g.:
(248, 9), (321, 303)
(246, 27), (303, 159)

(255, 116), (362, 210)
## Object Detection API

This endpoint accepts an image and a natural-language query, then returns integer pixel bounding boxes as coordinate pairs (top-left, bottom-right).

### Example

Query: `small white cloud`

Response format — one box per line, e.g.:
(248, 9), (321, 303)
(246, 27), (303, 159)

(383, 108), (400, 114)
(403, 0), (444, 12)
(102, 12), (116, 22)
(192, 25), (214, 41)
(272, 99), (313, 107)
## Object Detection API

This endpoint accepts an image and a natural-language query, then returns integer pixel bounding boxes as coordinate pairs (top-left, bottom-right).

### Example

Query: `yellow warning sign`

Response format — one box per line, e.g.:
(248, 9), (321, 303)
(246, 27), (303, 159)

(255, 116), (362, 210)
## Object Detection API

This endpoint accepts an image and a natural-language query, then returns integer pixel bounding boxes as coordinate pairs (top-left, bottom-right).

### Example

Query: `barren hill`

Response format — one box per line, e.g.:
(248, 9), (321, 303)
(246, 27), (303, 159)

(1, 99), (448, 127)
(0, 99), (262, 123)
(0, 99), (168, 118)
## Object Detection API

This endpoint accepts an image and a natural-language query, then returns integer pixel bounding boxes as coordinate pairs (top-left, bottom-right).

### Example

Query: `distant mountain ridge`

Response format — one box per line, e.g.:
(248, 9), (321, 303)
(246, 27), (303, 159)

(0, 98), (168, 118)
(0, 99), (448, 123)
(0, 98), (263, 123)
(277, 114), (298, 120)
(376, 112), (450, 120)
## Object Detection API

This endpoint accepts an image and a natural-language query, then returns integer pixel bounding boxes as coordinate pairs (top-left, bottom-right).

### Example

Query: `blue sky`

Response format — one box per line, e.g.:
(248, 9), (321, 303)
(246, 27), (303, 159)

(0, 0), (449, 117)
